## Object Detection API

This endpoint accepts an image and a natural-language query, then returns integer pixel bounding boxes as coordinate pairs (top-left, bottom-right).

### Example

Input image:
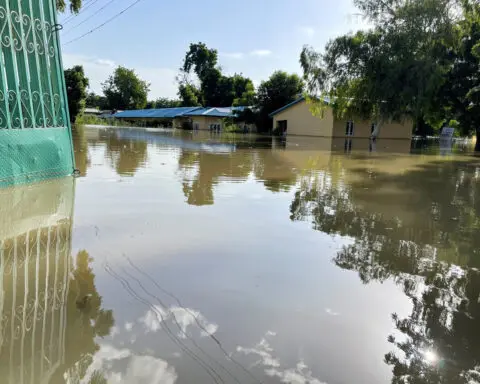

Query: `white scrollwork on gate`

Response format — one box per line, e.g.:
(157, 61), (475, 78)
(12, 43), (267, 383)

(0, 1), (67, 130)
(0, 6), (54, 56)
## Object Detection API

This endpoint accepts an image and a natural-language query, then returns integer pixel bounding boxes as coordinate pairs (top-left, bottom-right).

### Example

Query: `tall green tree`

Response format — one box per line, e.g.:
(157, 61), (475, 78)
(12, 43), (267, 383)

(102, 66), (150, 110)
(438, 1), (480, 148)
(300, 0), (457, 136)
(178, 84), (202, 106)
(178, 42), (255, 106)
(256, 71), (304, 132)
(64, 65), (89, 123)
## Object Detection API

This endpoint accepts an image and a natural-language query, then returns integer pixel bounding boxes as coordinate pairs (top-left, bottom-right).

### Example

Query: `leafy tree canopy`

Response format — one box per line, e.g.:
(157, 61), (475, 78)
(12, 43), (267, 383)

(102, 66), (150, 110)
(178, 84), (202, 107)
(256, 71), (304, 132)
(64, 65), (89, 123)
(300, 0), (480, 142)
(178, 42), (255, 107)
(86, 92), (108, 110)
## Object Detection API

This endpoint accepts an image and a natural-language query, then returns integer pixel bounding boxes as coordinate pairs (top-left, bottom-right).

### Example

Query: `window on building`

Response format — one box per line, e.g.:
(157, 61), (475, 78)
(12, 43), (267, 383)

(345, 121), (354, 136)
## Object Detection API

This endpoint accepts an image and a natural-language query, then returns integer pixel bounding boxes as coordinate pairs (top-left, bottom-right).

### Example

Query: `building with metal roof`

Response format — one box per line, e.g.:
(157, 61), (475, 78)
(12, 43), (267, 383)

(114, 107), (202, 119)
(269, 97), (412, 139)
(114, 106), (255, 132)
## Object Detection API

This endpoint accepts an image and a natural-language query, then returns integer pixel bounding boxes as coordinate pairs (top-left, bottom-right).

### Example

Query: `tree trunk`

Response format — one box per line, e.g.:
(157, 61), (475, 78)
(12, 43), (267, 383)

(476, 128), (480, 152)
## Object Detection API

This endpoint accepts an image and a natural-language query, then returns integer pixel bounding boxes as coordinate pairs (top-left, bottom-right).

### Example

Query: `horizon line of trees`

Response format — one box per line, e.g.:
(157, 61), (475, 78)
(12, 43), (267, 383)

(64, 0), (480, 142)
(65, 43), (304, 133)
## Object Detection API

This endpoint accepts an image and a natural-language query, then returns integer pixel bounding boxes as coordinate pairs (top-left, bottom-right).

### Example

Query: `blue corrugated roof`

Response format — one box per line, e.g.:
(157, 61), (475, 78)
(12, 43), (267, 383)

(114, 107), (202, 119)
(183, 107), (236, 118)
(115, 106), (248, 119)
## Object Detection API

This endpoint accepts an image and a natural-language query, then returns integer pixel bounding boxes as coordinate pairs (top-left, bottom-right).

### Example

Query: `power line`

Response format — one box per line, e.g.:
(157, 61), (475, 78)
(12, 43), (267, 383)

(63, 0), (118, 36)
(63, 0), (101, 25)
(62, 0), (97, 24)
(63, 0), (146, 46)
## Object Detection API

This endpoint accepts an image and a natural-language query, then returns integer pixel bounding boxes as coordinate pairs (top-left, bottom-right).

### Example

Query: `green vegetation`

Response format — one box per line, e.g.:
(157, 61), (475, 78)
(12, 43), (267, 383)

(177, 43), (255, 107)
(102, 66), (150, 110)
(64, 65), (89, 123)
(146, 97), (182, 109)
(64, 42), (308, 133)
(256, 71), (304, 133)
(300, 0), (480, 147)
(65, 3), (480, 139)
(86, 92), (108, 110)
(75, 114), (123, 126)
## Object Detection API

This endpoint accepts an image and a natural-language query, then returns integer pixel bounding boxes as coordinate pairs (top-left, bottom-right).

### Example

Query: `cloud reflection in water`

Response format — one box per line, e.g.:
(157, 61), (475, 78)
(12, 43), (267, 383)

(236, 331), (326, 384)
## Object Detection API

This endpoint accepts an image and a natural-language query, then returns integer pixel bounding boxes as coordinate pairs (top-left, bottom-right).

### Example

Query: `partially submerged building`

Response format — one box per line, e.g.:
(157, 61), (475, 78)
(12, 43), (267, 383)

(114, 106), (254, 131)
(269, 97), (413, 139)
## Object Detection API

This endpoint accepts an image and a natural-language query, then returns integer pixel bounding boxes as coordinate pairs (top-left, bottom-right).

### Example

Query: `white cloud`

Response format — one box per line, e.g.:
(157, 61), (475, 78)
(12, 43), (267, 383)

(221, 52), (244, 59)
(77, 344), (178, 384)
(236, 332), (327, 384)
(140, 305), (218, 339)
(116, 355), (177, 384)
(250, 49), (272, 57)
(299, 26), (315, 38)
(124, 322), (134, 331)
(94, 58), (115, 67)
(110, 326), (120, 337)
(140, 305), (166, 333)
(62, 53), (178, 99)
(325, 308), (340, 316)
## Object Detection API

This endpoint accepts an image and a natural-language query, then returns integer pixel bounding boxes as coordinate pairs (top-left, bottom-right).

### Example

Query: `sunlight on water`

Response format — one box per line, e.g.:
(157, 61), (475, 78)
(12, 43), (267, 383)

(423, 350), (439, 364)
(1, 126), (479, 384)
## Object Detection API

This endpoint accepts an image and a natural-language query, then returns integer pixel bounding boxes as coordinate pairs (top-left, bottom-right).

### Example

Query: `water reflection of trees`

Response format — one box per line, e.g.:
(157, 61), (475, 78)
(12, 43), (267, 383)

(178, 150), (253, 205)
(73, 127), (148, 177)
(178, 148), (297, 205)
(0, 180), (114, 384)
(102, 130), (148, 177)
(290, 157), (480, 383)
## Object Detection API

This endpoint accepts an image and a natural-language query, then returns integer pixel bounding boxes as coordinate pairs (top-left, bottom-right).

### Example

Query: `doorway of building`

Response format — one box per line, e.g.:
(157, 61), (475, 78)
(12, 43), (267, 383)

(277, 120), (287, 136)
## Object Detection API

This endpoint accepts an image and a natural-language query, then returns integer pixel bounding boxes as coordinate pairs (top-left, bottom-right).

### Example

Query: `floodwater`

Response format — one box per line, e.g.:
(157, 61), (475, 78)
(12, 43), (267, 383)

(1, 126), (480, 384)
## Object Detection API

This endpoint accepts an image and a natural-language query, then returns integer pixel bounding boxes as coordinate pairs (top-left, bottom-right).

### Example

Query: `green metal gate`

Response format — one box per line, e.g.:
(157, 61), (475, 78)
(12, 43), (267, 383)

(0, 0), (75, 187)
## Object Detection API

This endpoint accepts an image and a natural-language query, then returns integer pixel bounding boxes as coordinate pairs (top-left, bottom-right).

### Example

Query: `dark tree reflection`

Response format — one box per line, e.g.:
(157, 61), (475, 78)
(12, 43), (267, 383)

(52, 249), (115, 383)
(290, 156), (480, 383)
(177, 148), (297, 205)
(102, 130), (148, 176)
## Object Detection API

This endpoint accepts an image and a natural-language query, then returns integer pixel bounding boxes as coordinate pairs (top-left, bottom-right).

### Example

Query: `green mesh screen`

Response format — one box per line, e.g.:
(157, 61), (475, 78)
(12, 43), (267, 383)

(0, 0), (75, 187)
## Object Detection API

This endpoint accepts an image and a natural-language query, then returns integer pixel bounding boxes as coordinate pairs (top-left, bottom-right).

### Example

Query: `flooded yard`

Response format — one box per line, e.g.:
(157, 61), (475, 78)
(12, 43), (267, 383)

(1, 126), (480, 384)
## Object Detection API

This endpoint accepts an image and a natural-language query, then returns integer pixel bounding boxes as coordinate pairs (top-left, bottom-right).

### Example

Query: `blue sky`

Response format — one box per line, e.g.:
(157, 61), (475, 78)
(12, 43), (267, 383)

(60, 0), (368, 99)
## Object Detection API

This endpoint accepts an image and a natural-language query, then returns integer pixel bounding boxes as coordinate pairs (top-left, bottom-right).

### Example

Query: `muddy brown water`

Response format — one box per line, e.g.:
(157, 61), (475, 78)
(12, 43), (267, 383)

(0, 126), (479, 383)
